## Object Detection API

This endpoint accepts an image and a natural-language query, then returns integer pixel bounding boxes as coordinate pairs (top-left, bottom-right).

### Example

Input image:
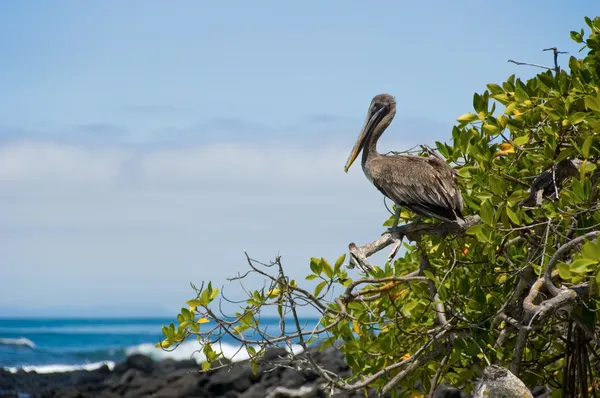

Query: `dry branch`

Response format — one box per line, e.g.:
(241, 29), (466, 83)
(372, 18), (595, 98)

(348, 215), (481, 272)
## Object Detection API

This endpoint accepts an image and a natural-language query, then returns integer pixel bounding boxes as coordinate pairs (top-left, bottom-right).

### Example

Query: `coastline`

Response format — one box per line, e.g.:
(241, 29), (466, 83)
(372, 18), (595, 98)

(1, 344), (397, 398)
(0, 343), (552, 397)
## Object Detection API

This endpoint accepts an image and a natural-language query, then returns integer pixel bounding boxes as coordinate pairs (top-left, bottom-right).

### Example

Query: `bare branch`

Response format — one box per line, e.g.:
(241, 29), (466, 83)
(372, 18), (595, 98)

(543, 231), (600, 297)
(507, 59), (555, 71)
(348, 215), (481, 271)
(508, 46), (567, 74)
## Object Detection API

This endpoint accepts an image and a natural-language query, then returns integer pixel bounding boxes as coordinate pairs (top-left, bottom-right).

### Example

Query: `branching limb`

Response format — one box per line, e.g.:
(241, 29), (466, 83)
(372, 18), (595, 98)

(507, 46), (567, 74)
(542, 231), (600, 296)
(507, 59), (555, 71)
(348, 215), (481, 271)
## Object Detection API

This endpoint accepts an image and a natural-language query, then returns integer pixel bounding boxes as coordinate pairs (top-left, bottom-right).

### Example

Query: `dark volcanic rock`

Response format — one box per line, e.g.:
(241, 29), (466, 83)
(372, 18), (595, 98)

(124, 354), (154, 374)
(0, 344), (553, 398)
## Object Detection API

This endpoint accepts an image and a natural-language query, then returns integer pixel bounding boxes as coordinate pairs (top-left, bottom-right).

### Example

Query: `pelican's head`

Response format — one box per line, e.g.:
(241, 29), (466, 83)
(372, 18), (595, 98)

(344, 94), (396, 173)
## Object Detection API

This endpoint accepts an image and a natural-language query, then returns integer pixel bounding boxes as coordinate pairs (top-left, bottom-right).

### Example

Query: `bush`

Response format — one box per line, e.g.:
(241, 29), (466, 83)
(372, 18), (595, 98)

(161, 17), (600, 397)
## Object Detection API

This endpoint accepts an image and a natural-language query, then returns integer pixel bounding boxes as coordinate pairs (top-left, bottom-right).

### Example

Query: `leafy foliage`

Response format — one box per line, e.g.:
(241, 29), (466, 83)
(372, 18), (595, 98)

(162, 17), (600, 397)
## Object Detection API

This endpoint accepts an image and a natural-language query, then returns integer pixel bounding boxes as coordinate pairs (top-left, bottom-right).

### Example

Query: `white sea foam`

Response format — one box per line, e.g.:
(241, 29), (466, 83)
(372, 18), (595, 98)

(1, 341), (305, 374)
(0, 337), (35, 348)
(125, 340), (305, 364)
(5, 361), (115, 374)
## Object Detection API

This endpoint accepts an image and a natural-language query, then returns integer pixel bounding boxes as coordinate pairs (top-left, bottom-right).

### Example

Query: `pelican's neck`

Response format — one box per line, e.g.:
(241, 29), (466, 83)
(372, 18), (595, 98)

(361, 107), (396, 168)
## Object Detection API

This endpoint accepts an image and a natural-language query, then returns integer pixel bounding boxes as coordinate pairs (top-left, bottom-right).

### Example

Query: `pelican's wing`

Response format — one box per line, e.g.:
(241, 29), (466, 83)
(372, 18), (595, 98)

(369, 156), (463, 220)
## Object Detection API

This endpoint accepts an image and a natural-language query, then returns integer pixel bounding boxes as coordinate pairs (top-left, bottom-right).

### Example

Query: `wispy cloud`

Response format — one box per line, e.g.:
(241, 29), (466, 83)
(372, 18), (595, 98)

(0, 139), (394, 315)
(74, 123), (127, 137)
(122, 105), (192, 116)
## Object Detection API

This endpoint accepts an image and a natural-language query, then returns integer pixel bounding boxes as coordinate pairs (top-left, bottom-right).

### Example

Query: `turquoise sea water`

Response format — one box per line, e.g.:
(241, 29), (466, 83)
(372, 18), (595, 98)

(0, 317), (319, 373)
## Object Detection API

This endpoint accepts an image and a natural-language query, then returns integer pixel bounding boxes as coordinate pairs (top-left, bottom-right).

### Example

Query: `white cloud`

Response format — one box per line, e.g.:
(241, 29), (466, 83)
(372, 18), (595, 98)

(0, 140), (399, 316)
(0, 141), (126, 185)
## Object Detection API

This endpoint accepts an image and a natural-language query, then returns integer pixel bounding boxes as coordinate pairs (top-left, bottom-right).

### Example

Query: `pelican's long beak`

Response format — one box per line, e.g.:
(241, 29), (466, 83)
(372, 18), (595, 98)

(344, 105), (386, 173)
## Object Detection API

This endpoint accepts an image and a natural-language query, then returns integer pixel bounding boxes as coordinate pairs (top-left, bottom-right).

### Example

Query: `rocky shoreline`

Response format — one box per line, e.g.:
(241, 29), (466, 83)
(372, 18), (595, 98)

(1, 344), (548, 398)
(0, 344), (465, 398)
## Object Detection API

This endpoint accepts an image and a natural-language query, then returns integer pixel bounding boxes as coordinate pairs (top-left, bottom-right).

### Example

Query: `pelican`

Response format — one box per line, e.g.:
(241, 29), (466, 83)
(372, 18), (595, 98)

(344, 94), (464, 231)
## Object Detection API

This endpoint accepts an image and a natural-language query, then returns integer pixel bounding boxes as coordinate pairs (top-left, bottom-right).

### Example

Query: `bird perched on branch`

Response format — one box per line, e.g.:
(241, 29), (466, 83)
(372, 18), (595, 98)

(344, 94), (464, 230)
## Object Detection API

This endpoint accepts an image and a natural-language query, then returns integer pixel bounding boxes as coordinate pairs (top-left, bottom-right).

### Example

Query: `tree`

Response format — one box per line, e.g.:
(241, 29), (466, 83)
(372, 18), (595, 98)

(160, 17), (600, 397)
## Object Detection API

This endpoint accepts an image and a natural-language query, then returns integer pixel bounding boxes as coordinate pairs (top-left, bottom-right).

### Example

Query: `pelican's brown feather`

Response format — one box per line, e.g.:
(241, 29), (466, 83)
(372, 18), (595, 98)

(368, 155), (463, 222)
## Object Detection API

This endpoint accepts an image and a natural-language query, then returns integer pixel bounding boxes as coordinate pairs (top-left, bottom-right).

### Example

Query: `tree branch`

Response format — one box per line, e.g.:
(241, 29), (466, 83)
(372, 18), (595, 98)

(348, 215), (481, 272)
(508, 46), (567, 74)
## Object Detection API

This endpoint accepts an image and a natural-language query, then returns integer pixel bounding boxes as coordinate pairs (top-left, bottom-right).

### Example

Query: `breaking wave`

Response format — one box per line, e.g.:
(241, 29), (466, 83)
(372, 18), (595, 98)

(0, 337), (35, 349)
(5, 361), (115, 374)
(124, 340), (305, 363)
(2, 340), (304, 374)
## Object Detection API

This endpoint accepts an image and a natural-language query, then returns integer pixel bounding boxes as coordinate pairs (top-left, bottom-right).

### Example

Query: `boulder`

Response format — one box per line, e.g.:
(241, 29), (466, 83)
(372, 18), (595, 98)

(124, 354), (154, 374)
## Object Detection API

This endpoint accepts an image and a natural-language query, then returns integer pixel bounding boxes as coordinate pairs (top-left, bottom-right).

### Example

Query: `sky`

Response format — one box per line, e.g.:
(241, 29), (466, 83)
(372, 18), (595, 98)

(0, 1), (596, 317)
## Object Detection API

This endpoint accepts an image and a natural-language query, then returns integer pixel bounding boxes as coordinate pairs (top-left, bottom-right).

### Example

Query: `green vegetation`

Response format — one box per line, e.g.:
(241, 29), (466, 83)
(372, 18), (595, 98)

(162, 17), (600, 397)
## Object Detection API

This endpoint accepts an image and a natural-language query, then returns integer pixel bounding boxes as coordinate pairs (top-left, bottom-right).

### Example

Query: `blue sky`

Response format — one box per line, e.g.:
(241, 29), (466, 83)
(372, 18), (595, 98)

(0, 1), (595, 317)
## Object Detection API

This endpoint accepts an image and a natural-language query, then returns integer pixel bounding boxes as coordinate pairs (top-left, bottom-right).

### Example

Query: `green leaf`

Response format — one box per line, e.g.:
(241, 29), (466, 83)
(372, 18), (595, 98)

(321, 258), (334, 279)
(305, 274), (318, 281)
(507, 190), (529, 204)
(486, 84), (504, 94)
(402, 300), (419, 315)
(156, 339), (172, 349)
(456, 112), (479, 124)
(189, 322), (200, 333)
(570, 258), (598, 274)
(240, 311), (253, 326)
(232, 323), (250, 334)
(515, 87), (529, 103)
(480, 200), (494, 226)
(505, 207), (521, 225)
(582, 135), (593, 158)
(201, 361), (211, 371)
(186, 299), (203, 307)
(488, 176), (505, 196)
(556, 263), (573, 281)
(309, 258), (322, 275)
(199, 290), (210, 306)
(466, 224), (489, 242)
(482, 124), (499, 135)
(334, 254), (346, 272)
(569, 112), (587, 125)
(314, 281), (328, 297)
(584, 94), (600, 112)
(512, 135), (529, 146)
(570, 31), (583, 43)
(538, 72), (556, 89)
(582, 241), (600, 262)
(422, 269), (437, 282)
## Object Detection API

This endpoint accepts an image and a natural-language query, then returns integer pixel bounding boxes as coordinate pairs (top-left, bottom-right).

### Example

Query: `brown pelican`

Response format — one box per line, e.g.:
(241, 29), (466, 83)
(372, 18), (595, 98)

(344, 94), (464, 230)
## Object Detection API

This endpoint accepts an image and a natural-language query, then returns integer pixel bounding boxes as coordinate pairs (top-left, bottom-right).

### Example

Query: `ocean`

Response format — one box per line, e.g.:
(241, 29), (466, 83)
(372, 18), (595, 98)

(0, 317), (318, 374)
